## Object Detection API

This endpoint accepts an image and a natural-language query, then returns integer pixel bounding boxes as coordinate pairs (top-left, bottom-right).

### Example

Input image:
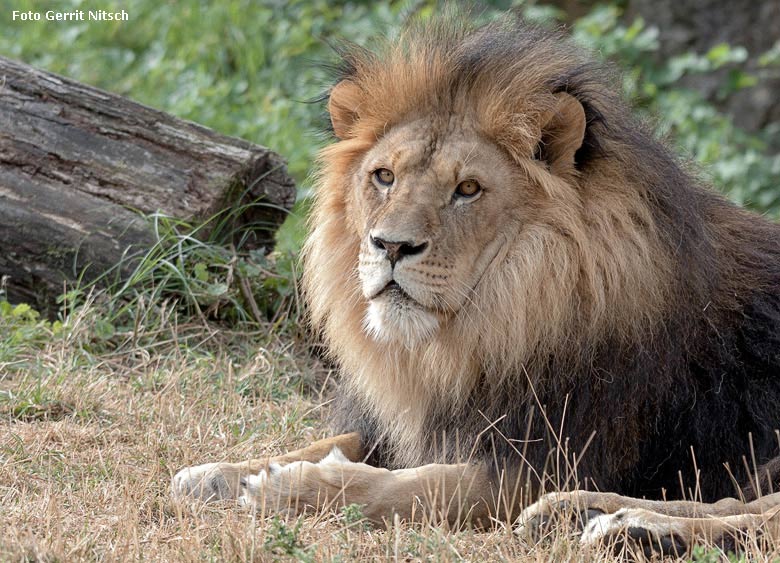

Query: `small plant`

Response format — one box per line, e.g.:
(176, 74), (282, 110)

(689, 544), (746, 563)
(262, 516), (313, 561)
(339, 503), (368, 529)
(397, 528), (465, 561)
(0, 300), (64, 365)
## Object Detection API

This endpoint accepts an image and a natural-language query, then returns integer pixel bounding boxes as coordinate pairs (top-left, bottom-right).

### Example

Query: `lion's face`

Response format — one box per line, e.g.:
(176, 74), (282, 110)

(349, 118), (525, 347)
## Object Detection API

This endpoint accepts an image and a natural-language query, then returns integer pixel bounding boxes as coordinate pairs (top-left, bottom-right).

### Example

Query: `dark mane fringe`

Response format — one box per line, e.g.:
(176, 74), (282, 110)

(316, 14), (780, 502)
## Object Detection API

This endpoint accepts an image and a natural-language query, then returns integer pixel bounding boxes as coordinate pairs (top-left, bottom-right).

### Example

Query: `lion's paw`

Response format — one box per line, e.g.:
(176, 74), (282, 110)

(172, 462), (243, 502)
(580, 508), (688, 557)
(516, 492), (605, 540)
(238, 461), (291, 511)
(240, 447), (352, 513)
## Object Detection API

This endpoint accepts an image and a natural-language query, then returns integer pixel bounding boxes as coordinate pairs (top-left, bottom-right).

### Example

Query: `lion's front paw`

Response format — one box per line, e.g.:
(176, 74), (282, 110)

(239, 447), (352, 514)
(581, 508), (688, 558)
(172, 462), (244, 502)
(238, 462), (292, 511)
(516, 492), (605, 540)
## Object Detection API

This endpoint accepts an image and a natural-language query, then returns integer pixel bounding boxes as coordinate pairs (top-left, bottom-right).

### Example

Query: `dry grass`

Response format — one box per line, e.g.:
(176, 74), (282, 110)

(0, 302), (776, 562)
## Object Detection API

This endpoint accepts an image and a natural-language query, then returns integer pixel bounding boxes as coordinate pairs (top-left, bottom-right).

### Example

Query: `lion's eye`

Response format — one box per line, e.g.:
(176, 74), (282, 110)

(374, 168), (395, 187)
(455, 180), (481, 199)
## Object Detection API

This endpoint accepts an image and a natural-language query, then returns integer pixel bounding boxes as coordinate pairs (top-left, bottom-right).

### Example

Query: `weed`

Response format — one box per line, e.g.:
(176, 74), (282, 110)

(340, 503), (368, 529)
(0, 301), (64, 365)
(263, 516), (314, 561)
(690, 545), (748, 562)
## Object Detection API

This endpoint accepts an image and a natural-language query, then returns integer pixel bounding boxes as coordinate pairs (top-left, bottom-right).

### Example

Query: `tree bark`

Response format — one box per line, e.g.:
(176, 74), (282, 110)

(0, 55), (296, 314)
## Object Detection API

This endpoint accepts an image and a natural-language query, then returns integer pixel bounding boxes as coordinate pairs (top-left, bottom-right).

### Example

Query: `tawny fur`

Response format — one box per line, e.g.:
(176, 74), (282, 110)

(303, 17), (680, 468)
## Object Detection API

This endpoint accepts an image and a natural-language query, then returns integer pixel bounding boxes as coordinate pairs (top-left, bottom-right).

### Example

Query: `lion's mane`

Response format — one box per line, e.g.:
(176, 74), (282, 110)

(303, 16), (780, 501)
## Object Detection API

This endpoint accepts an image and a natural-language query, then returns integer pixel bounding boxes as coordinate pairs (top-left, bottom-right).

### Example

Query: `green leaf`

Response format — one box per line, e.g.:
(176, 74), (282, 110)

(94, 319), (115, 341)
(206, 283), (228, 297)
(706, 43), (748, 67)
(759, 41), (780, 66)
(11, 303), (31, 318)
(193, 262), (209, 282)
(11, 303), (38, 321)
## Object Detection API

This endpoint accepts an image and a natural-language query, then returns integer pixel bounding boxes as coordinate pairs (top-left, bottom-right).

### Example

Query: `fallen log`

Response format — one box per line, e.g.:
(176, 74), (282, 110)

(0, 56), (296, 315)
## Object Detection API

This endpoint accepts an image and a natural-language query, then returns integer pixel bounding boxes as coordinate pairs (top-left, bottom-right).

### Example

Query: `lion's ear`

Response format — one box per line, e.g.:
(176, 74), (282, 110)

(328, 80), (363, 139)
(535, 92), (587, 176)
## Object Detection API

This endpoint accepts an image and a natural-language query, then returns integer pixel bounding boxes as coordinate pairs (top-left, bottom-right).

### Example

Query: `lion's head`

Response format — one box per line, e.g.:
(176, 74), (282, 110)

(303, 16), (679, 464)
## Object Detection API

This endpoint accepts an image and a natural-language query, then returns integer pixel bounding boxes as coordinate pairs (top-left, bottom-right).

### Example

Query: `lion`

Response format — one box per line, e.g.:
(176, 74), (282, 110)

(172, 15), (780, 556)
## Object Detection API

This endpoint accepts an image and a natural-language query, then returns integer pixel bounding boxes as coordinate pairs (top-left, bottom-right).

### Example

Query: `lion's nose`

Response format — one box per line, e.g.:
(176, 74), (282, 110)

(370, 235), (428, 267)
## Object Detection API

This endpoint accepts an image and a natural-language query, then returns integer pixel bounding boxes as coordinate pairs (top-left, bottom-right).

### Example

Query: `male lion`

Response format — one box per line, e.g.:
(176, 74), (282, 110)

(173, 15), (780, 556)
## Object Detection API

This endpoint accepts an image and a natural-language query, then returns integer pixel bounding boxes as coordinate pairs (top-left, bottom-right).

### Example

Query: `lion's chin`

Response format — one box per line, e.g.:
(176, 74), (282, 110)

(363, 295), (439, 349)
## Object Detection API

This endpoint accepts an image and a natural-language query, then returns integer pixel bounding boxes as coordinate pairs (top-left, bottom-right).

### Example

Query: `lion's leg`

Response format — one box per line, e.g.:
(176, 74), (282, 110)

(171, 432), (363, 502)
(581, 501), (780, 557)
(519, 491), (765, 527)
(519, 490), (780, 556)
(241, 451), (497, 526)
